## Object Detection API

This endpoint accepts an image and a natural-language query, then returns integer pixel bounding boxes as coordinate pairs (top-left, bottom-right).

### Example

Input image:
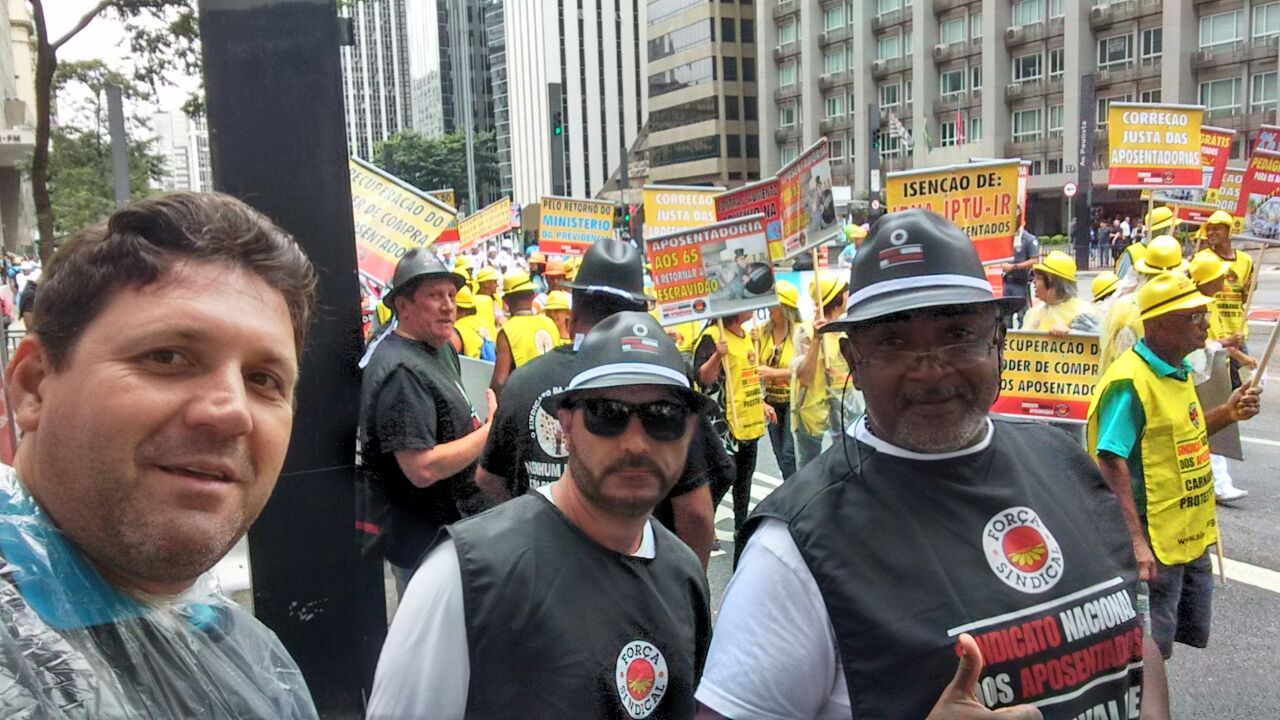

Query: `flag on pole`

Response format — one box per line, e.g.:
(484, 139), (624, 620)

(956, 108), (965, 145)
(921, 117), (933, 151)
(889, 111), (913, 151)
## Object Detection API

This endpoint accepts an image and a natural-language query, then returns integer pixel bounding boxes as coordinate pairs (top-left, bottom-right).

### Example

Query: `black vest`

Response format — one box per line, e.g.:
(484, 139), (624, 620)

(747, 420), (1143, 720)
(356, 332), (483, 568)
(451, 494), (710, 719)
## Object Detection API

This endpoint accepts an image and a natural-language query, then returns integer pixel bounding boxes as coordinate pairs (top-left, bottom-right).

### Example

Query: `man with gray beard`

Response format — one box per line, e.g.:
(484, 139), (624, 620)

(696, 210), (1169, 720)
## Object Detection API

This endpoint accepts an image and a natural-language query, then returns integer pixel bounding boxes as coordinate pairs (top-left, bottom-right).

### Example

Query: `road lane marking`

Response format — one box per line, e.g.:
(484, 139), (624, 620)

(1243, 435), (1280, 448)
(1211, 555), (1280, 594)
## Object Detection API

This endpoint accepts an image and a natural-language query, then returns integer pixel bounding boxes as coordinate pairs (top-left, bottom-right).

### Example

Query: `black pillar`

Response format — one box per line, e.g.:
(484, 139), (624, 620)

(1074, 75), (1097, 270)
(198, 1), (385, 717)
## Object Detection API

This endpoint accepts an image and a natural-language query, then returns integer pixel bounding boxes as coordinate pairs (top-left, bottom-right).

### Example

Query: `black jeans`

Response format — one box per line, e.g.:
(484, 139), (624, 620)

(711, 439), (759, 566)
(765, 402), (796, 479)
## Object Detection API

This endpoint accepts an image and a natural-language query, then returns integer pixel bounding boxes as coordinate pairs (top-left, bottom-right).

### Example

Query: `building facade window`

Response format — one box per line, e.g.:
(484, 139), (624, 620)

(1256, 3), (1280, 37)
(742, 19), (755, 43)
(649, 97), (719, 131)
(940, 120), (957, 147)
(941, 69), (965, 96)
(779, 20), (797, 44)
(941, 18), (965, 45)
(651, 136), (721, 166)
(1012, 0), (1042, 28)
(1047, 157), (1064, 174)
(721, 18), (736, 42)
(780, 60), (797, 86)
(1200, 77), (1242, 114)
(1097, 35), (1134, 67)
(781, 144), (798, 164)
(648, 19), (714, 62)
(878, 128), (903, 157)
(780, 103), (797, 126)
(1141, 27), (1162, 59)
(744, 96), (758, 119)
(1013, 53), (1042, 82)
(1096, 94), (1133, 126)
(725, 96), (740, 120)
(877, 0), (901, 15)
(1048, 104), (1063, 139)
(877, 33), (902, 60)
(723, 56), (738, 81)
(824, 50), (845, 74)
(879, 82), (901, 108)
(1252, 71), (1278, 113)
(971, 11), (982, 39)
(825, 95), (845, 118)
(829, 138), (845, 161)
(1200, 10), (1243, 48)
(969, 115), (982, 141)
(1049, 47), (1064, 78)
(1140, 88), (1162, 103)
(648, 0), (704, 25)
(1049, 0), (1064, 19)
(648, 57), (716, 97)
(824, 5), (845, 30)
(1012, 108), (1043, 141)
(743, 59), (756, 82)
(971, 64), (983, 90)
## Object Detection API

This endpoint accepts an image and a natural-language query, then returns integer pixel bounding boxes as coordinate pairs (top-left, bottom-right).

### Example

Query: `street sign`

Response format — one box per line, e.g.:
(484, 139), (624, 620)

(871, 199), (881, 210)
(1063, 182), (1078, 198)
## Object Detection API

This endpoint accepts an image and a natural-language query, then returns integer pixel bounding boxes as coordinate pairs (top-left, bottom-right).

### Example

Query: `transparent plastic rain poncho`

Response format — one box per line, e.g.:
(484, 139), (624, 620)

(0, 466), (318, 719)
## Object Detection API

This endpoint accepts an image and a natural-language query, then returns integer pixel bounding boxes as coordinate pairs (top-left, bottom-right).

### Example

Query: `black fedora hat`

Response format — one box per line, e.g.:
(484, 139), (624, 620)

(821, 209), (1024, 333)
(560, 239), (653, 304)
(385, 248), (465, 309)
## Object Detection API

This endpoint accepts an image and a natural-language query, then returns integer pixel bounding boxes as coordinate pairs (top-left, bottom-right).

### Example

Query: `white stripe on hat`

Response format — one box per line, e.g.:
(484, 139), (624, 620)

(845, 273), (994, 311)
(569, 362), (690, 391)
(583, 285), (643, 300)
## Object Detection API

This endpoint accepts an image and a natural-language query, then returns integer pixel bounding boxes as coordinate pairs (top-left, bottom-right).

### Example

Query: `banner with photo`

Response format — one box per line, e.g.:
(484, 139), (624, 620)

(715, 178), (784, 261)
(885, 159), (1020, 264)
(1157, 125), (1236, 206)
(458, 197), (513, 250)
(1236, 149), (1280, 241)
(348, 158), (458, 286)
(778, 138), (840, 259)
(642, 185), (723, 241)
(1106, 102), (1205, 189)
(1252, 124), (1280, 155)
(646, 214), (778, 325)
(537, 196), (616, 255)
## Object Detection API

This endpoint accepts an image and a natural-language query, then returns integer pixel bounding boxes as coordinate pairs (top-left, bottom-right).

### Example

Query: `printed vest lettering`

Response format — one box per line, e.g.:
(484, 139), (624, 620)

(1213, 251), (1252, 339)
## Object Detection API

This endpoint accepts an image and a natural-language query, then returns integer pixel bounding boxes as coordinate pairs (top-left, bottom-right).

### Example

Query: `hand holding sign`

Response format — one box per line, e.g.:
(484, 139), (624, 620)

(925, 634), (1043, 720)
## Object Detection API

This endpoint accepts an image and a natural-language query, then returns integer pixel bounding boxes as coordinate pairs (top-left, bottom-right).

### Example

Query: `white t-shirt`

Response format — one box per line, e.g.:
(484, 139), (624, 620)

(367, 485), (655, 719)
(694, 417), (994, 720)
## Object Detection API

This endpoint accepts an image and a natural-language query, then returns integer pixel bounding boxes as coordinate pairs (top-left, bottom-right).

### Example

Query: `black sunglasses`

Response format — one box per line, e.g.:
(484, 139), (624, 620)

(569, 398), (692, 442)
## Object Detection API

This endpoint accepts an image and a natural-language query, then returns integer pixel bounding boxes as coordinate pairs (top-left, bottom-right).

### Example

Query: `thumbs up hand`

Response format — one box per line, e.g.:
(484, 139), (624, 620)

(925, 634), (1043, 720)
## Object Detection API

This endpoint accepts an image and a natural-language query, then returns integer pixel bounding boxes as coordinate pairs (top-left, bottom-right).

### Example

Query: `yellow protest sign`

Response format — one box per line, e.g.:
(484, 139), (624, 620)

(642, 185), (723, 240)
(1106, 102), (1204, 189)
(428, 188), (457, 209)
(538, 196), (615, 255)
(991, 331), (1102, 423)
(349, 158), (457, 285)
(885, 159), (1020, 263)
(458, 197), (512, 250)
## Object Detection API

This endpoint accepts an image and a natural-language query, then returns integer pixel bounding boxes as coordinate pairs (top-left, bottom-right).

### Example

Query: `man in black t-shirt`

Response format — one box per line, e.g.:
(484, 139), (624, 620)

(357, 250), (497, 592)
(474, 240), (726, 567)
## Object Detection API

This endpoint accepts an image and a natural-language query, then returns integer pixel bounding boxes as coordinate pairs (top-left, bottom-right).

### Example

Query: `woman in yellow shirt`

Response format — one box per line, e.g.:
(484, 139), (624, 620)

(757, 281), (801, 479)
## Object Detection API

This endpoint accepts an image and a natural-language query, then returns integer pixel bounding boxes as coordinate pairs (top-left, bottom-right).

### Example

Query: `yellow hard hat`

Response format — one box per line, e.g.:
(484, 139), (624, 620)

(563, 256), (581, 281)
(530, 252), (547, 265)
(816, 271), (849, 308)
(544, 289), (571, 312)
(1138, 271), (1213, 321)
(503, 268), (536, 294)
(1032, 250), (1077, 283)
(1205, 210), (1235, 228)
(453, 255), (473, 271)
(774, 280), (799, 309)
(1134, 235), (1188, 275)
(474, 266), (500, 285)
(1091, 271), (1121, 302)
(455, 284), (476, 309)
(1189, 250), (1229, 286)
(545, 257), (566, 276)
(455, 266), (471, 286)
(1145, 205), (1178, 233)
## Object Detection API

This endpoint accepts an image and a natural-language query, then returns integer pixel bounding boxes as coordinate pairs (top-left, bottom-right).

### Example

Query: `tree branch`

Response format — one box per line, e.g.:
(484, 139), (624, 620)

(51, 0), (115, 51)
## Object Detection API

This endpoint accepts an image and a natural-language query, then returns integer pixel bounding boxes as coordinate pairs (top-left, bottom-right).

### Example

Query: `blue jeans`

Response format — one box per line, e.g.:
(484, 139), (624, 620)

(766, 402), (796, 479)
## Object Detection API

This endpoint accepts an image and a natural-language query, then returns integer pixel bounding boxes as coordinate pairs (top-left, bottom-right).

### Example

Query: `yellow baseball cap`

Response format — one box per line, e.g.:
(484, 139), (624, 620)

(1138, 272), (1213, 321)
(1032, 250), (1077, 283)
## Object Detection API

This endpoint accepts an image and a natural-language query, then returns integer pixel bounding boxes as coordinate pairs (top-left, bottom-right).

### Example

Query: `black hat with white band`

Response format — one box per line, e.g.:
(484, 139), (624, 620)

(819, 209), (1025, 333)
(559, 239), (654, 304)
(542, 311), (713, 412)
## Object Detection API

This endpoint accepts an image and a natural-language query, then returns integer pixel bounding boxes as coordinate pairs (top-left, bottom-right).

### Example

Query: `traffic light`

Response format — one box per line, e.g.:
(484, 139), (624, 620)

(552, 112), (564, 137)
(623, 204), (633, 223)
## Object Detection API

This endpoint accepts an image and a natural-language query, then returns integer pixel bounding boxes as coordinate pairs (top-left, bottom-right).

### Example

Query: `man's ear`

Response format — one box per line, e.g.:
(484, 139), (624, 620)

(555, 407), (574, 450)
(7, 336), (50, 433)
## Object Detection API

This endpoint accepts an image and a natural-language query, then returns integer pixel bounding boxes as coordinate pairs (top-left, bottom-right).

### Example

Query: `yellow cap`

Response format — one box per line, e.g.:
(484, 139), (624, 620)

(529, 252), (546, 264)
(1134, 235), (1188, 275)
(816, 271), (849, 308)
(1205, 210), (1235, 228)
(1145, 205), (1178, 234)
(503, 268), (536, 294)
(1091, 271), (1121, 302)
(544, 289), (571, 312)
(1189, 250), (1229, 286)
(545, 257), (566, 277)
(775, 280), (798, 309)
(1032, 250), (1077, 283)
(474, 266), (500, 285)
(453, 255), (473, 271)
(455, 284), (476, 309)
(1138, 271), (1213, 321)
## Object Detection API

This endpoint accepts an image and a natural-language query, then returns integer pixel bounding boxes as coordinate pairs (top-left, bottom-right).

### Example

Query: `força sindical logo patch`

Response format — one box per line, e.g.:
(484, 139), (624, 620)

(615, 639), (669, 718)
(982, 506), (1064, 594)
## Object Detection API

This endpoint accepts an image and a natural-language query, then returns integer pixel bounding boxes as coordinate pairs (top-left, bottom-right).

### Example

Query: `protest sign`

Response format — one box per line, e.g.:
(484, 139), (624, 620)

(1159, 125), (1236, 205)
(537, 196), (615, 255)
(349, 157), (457, 285)
(1252, 124), (1280, 155)
(885, 159), (1020, 263)
(642, 185), (723, 241)
(646, 214), (778, 324)
(458, 196), (513, 250)
(1236, 149), (1280, 241)
(992, 331), (1101, 423)
(778, 138), (840, 259)
(716, 178), (783, 260)
(1106, 103), (1205, 189)
(428, 188), (457, 208)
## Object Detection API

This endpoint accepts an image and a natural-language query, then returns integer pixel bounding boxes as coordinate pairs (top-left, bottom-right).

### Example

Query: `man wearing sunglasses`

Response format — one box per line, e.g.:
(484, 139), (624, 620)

(369, 312), (711, 719)
(1089, 272), (1261, 662)
(697, 210), (1167, 719)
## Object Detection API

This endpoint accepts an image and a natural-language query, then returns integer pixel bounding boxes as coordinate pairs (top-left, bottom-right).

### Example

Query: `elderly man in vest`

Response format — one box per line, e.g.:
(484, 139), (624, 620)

(697, 209), (1168, 720)
(368, 312), (711, 718)
(1088, 272), (1261, 660)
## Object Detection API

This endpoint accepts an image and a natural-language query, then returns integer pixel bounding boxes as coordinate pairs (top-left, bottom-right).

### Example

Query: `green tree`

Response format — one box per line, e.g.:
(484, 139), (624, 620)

(31, 0), (199, 260)
(45, 61), (165, 238)
(375, 130), (500, 212)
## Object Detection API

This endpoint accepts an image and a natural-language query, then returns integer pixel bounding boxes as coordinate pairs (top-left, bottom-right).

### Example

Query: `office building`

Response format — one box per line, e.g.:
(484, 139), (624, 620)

(0, 0), (35, 251)
(341, 0), (414, 159)
(758, 0), (1280, 232)
(151, 110), (213, 193)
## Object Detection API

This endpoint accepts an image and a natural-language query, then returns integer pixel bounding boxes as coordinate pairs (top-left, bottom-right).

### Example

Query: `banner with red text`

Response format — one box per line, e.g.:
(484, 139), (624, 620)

(1106, 103), (1205, 189)
(646, 214), (778, 324)
(886, 159), (1020, 264)
(715, 179), (784, 261)
(778, 138), (840, 259)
